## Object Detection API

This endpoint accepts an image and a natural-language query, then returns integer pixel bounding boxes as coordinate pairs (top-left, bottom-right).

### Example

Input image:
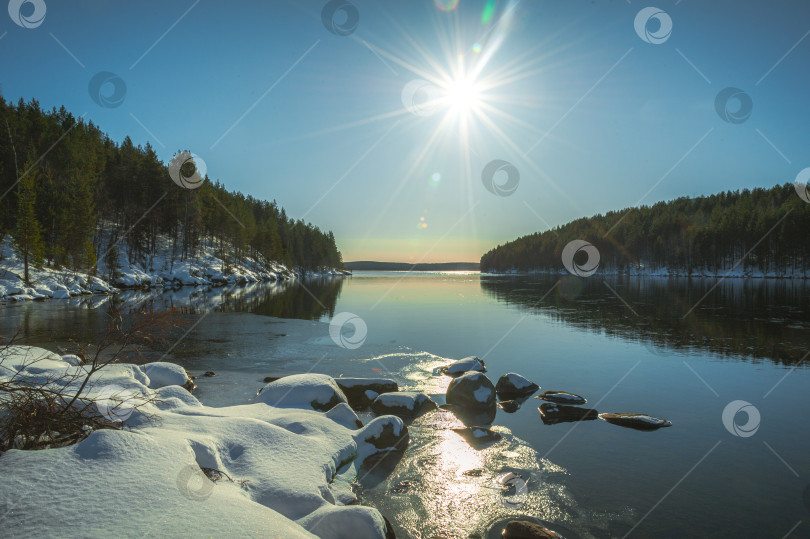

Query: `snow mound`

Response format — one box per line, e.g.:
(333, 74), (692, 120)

(257, 373), (349, 411)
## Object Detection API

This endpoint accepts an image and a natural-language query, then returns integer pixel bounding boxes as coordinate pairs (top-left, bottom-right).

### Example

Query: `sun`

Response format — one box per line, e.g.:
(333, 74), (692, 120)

(444, 77), (482, 114)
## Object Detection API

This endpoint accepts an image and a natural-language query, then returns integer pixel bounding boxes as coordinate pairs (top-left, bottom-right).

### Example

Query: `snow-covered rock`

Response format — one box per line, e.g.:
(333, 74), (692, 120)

(536, 390), (587, 405)
(446, 372), (496, 410)
(598, 412), (672, 430)
(335, 377), (398, 410)
(257, 373), (349, 411)
(370, 391), (436, 419)
(61, 354), (83, 366)
(142, 362), (196, 392)
(325, 402), (363, 429)
(440, 356), (486, 376)
(495, 372), (540, 400)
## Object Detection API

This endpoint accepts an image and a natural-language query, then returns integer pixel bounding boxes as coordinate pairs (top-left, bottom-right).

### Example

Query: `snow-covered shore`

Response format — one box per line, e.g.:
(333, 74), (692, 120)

(0, 345), (400, 538)
(484, 265), (810, 279)
(0, 235), (348, 303)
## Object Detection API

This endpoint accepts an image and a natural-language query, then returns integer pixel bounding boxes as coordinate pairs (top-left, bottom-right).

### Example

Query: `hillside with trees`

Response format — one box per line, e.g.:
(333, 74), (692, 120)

(480, 184), (810, 276)
(0, 97), (343, 282)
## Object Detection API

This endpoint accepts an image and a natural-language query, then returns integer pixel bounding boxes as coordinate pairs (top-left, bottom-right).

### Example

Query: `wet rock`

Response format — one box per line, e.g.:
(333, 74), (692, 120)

(451, 426), (502, 446)
(446, 371), (496, 410)
(263, 376), (281, 383)
(371, 392), (437, 419)
(383, 515), (397, 539)
(495, 373), (539, 400)
(502, 520), (562, 538)
(538, 403), (598, 425)
(336, 377), (399, 410)
(497, 400), (522, 413)
(536, 390), (587, 405)
(598, 413), (672, 430)
(440, 356), (486, 376)
(355, 416), (409, 456)
(203, 371), (216, 377)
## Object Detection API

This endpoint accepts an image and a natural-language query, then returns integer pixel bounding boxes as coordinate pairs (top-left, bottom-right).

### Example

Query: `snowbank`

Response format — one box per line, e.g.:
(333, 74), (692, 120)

(0, 346), (400, 538)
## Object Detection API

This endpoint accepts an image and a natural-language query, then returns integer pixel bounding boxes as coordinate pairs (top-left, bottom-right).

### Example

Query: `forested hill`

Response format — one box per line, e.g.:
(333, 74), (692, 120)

(480, 184), (810, 275)
(0, 97), (343, 274)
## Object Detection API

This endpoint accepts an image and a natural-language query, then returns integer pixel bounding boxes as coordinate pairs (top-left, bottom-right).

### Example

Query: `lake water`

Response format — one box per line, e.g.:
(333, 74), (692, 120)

(2, 272), (809, 538)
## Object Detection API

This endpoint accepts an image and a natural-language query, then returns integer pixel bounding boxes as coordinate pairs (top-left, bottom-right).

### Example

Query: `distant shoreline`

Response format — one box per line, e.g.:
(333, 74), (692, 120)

(345, 261), (479, 272)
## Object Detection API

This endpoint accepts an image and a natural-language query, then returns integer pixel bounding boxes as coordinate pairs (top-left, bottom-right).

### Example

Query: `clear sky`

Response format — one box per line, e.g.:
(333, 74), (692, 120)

(2, 0), (809, 262)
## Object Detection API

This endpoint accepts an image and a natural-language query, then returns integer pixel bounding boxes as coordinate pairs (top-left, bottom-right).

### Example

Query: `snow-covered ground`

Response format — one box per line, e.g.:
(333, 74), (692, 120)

(0, 234), (348, 303)
(0, 345), (400, 538)
(484, 264), (810, 278)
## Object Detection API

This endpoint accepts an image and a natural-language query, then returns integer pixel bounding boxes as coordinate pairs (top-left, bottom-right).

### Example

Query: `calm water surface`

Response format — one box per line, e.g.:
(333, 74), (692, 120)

(2, 272), (809, 538)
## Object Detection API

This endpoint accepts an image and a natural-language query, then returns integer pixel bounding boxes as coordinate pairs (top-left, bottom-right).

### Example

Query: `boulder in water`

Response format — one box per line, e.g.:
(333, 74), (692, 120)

(598, 412), (672, 430)
(495, 373), (539, 400)
(446, 372), (496, 410)
(538, 403), (598, 425)
(336, 377), (399, 410)
(371, 392), (436, 419)
(440, 356), (486, 376)
(502, 520), (562, 538)
(536, 390), (587, 405)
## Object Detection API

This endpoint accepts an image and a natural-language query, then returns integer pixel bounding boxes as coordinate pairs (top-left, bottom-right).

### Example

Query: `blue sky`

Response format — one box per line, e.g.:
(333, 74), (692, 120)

(2, 0), (809, 262)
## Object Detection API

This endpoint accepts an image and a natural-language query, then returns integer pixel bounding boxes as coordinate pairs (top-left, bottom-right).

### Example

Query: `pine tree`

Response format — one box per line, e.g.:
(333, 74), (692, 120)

(12, 157), (45, 284)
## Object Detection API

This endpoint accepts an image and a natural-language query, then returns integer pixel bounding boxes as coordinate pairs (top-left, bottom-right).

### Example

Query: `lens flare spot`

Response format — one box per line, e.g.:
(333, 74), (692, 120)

(434, 0), (459, 11)
(431, 172), (441, 182)
(472, 43), (482, 54)
(481, 0), (496, 24)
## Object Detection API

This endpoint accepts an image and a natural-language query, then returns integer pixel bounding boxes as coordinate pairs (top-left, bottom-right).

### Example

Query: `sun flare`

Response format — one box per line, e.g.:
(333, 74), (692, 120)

(444, 77), (482, 113)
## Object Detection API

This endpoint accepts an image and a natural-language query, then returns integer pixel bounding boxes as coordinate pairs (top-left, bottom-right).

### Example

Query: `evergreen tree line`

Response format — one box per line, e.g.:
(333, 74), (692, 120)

(0, 98), (343, 281)
(480, 184), (810, 274)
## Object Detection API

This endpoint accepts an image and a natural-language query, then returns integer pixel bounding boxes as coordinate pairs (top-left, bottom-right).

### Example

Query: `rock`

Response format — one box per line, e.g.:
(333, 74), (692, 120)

(538, 403), (598, 425)
(203, 371), (216, 377)
(142, 362), (196, 393)
(536, 390), (587, 405)
(325, 402), (363, 429)
(383, 515), (397, 539)
(61, 354), (83, 366)
(256, 374), (348, 411)
(440, 356), (486, 376)
(495, 373), (540, 400)
(441, 404), (497, 427)
(446, 372), (496, 410)
(263, 376), (281, 383)
(598, 413), (672, 430)
(502, 520), (562, 538)
(497, 400), (522, 413)
(451, 426), (502, 446)
(371, 392), (436, 419)
(336, 377), (399, 410)
(354, 416), (409, 462)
